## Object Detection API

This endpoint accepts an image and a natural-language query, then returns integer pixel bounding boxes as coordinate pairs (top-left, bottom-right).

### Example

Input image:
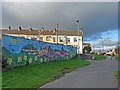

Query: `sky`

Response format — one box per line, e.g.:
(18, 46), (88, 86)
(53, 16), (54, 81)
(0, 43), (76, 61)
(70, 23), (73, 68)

(1, 1), (119, 51)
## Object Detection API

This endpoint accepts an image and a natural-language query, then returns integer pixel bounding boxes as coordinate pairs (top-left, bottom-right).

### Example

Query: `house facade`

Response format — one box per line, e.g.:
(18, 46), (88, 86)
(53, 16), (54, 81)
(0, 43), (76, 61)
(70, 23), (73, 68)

(2, 28), (83, 54)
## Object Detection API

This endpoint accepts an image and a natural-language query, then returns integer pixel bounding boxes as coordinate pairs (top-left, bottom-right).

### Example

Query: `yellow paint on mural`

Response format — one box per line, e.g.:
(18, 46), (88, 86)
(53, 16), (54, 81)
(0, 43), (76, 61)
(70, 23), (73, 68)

(18, 57), (22, 63)
(11, 38), (16, 44)
(29, 58), (32, 63)
(44, 58), (47, 62)
(34, 56), (38, 61)
(40, 58), (43, 63)
(70, 55), (72, 58)
(24, 55), (27, 61)
(7, 58), (12, 65)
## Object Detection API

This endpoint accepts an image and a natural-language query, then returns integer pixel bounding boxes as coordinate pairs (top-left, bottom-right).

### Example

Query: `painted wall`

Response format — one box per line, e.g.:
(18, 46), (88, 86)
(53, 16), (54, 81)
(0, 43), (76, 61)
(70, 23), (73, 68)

(2, 34), (77, 69)
(4, 34), (83, 54)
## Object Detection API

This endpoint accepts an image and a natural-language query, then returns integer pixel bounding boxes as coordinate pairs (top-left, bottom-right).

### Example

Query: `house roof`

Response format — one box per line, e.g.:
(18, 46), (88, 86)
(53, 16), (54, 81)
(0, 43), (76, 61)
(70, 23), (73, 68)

(56, 30), (82, 36)
(1, 29), (82, 36)
(1, 29), (53, 35)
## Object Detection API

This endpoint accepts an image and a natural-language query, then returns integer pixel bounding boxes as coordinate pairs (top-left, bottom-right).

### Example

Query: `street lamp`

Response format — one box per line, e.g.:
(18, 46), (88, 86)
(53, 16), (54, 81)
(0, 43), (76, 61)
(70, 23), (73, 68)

(76, 19), (80, 63)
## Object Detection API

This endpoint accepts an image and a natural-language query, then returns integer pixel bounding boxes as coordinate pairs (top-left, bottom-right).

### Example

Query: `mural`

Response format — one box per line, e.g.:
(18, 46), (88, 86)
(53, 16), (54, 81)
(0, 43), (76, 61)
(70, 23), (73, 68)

(2, 34), (77, 69)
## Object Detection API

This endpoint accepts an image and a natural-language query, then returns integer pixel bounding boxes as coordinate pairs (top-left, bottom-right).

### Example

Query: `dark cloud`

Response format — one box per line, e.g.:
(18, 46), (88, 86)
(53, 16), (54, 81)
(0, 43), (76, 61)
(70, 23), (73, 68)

(0, 2), (2, 28)
(2, 2), (118, 43)
(94, 40), (117, 47)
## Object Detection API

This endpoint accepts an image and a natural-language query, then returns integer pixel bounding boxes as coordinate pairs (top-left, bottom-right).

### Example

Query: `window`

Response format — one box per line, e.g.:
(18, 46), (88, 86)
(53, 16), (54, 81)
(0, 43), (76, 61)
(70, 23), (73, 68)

(40, 37), (43, 41)
(53, 37), (56, 42)
(46, 36), (50, 41)
(74, 37), (77, 42)
(59, 37), (63, 42)
(67, 38), (70, 43)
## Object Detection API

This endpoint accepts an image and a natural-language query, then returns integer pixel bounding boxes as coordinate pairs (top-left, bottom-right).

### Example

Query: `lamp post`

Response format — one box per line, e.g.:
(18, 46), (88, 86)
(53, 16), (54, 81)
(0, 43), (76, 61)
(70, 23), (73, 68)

(102, 39), (104, 52)
(76, 19), (80, 63)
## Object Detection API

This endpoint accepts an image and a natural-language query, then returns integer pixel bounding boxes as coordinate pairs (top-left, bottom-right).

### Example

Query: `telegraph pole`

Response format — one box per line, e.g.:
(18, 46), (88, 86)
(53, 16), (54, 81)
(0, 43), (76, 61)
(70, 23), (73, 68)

(56, 24), (58, 44)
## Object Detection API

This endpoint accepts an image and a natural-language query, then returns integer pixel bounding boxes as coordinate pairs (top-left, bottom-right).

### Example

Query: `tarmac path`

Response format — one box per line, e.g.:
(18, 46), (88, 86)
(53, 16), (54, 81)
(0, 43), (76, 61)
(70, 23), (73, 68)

(40, 57), (118, 88)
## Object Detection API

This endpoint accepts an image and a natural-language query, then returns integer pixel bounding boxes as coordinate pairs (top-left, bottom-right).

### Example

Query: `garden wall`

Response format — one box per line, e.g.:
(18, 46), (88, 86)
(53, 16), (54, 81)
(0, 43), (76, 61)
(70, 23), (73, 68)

(2, 34), (77, 69)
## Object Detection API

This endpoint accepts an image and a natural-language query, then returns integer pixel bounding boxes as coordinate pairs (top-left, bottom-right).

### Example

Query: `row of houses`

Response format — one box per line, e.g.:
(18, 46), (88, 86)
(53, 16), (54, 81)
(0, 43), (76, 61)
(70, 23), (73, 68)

(1, 27), (90, 54)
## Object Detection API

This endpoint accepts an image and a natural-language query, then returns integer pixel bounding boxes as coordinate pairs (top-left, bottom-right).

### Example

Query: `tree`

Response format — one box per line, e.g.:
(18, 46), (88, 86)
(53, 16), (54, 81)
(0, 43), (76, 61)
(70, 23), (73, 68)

(83, 45), (92, 53)
(115, 46), (120, 54)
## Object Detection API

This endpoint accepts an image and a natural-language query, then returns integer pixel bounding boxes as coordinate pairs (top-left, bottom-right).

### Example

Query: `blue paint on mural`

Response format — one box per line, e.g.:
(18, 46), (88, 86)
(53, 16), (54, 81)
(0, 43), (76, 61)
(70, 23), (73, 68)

(2, 35), (76, 54)
(2, 34), (77, 69)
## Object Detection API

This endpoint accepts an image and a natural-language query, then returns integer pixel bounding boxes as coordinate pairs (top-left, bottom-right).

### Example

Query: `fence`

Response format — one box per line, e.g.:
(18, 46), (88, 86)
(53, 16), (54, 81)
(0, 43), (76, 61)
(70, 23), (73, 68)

(2, 34), (77, 69)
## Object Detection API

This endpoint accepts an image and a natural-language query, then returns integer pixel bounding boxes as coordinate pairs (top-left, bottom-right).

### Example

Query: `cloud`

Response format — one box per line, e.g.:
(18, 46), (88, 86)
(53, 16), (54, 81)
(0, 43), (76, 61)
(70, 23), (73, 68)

(2, 2), (118, 32)
(1, 2), (118, 48)
(94, 40), (117, 47)
(94, 46), (116, 51)
(94, 40), (117, 50)
(0, 2), (2, 28)
(2, 0), (120, 2)
(84, 29), (118, 43)
(92, 39), (118, 51)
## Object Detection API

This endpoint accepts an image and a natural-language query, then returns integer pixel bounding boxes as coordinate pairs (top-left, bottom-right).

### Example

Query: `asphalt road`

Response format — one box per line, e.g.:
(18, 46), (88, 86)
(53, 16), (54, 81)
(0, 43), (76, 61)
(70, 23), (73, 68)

(40, 57), (118, 88)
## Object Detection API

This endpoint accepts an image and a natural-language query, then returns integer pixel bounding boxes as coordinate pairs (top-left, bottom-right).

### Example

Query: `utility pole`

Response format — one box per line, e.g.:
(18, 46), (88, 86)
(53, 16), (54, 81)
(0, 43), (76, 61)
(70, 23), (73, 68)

(99, 37), (104, 53)
(93, 45), (95, 53)
(56, 24), (58, 44)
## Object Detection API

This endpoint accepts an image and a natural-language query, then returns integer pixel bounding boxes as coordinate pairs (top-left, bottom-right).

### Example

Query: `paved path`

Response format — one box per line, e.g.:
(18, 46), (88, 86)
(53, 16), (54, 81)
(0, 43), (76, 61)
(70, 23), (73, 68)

(40, 58), (118, 88)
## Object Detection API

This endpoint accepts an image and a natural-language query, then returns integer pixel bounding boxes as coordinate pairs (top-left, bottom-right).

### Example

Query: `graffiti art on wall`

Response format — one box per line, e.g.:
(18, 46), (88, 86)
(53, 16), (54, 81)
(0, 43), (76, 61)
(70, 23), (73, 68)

(2, 34), (77, 69)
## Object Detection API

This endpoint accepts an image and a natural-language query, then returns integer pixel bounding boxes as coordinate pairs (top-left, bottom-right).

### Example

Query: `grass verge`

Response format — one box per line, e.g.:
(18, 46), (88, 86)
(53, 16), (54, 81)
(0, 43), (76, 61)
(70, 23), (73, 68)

(115, 71), (120, 88)
(86, 54), (106, 60)
(94, 54), (106, 60)
(115, 55), (120, 61)
(2, 56), (90, 89)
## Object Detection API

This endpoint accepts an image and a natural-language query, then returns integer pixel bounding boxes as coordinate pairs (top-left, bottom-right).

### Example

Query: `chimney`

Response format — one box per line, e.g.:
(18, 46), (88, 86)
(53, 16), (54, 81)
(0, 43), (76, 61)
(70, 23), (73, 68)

(41, 27), (44, 31)
(18, 26), (22, 31)
(56, 24), (58, 30)
(8, 26), (11, 30)
(53, 28), (56, 34)
(29, 26), (33, 31)
(49, 30), (53, 32)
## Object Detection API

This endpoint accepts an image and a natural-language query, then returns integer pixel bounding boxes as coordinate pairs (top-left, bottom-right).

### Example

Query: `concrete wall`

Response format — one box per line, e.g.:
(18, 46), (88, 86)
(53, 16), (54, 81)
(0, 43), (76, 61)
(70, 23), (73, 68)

(2, 34), (77, 69)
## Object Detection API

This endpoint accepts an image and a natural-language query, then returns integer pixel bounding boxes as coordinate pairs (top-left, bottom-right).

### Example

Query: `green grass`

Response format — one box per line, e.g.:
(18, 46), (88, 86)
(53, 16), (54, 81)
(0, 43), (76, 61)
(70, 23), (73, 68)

(93, 54), (106, 60)
(2, 56), (90, 89)
(115, 55), (120, 61)
(87, 54), (106, 60)
(0, 73), (2, 90)
(115, 71), (120, 88)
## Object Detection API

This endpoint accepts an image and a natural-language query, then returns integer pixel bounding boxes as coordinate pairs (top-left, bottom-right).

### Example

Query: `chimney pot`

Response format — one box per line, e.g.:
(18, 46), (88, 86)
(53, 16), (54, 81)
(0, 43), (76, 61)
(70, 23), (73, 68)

(18, 26), (22, 31)
(29, 26), (33, 31)
(41, 27), (44, 31)
(8, 26), (11, 30)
